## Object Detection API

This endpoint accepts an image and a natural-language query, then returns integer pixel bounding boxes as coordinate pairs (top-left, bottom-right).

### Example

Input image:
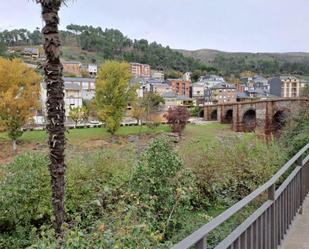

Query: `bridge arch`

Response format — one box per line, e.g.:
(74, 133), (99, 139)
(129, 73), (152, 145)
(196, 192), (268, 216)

(223, 109), (233, 124)
(242, 109), (256, 132)
(210, 109), (218, 121)
(271, 109), (289, 136)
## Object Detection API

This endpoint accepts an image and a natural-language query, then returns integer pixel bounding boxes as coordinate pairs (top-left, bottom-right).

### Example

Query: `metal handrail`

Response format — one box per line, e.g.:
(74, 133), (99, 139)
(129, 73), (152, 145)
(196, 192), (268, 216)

(172, 143), (309, 249)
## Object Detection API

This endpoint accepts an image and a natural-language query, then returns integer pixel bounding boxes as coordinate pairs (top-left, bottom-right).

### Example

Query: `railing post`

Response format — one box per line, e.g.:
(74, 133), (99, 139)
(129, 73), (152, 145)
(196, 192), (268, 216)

(268, 184), (276, 249)
(297, 155), (304, 214)
(195, 236), (207, 249)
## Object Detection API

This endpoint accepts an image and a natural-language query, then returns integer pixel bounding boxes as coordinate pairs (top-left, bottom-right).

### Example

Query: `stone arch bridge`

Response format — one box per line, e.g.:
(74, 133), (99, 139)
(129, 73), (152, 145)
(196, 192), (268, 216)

(204, 98), (308, 134)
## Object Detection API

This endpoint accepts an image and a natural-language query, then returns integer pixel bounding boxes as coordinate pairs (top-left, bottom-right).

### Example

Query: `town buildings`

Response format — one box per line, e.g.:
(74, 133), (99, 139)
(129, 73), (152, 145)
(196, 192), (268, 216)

(88, 64), (98, 77)
(183, 72), (192, 81)
(241, 75), (269, 92)
(162, 92), (196, 109)
(23, 47), (40, 59)
(63, 61), (82, 76)
(167, 79), (191, 97)
(269, 76), (301, 98)
(130, 63), (151, 78)
(151, 70), (165, 81)
(41, 81), (83, 118)
(40, 77), (95, 119)
(63, 77), (96, 100)
(205, 83), (237, 104)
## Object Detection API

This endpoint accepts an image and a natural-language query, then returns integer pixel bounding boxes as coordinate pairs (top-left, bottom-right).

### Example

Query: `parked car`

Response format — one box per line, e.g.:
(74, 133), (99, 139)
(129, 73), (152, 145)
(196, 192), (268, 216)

(89, 120), (103, 125)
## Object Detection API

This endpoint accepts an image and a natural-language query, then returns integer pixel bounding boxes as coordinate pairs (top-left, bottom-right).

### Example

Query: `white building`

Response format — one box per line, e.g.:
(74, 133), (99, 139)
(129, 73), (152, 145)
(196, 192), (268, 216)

(183, 72), (192, 81)
(63, 77), (96, 100)
(40, 78), (95, 117)
(151, 70), (165, 81)
(88, 64), (98, 77)
(192, 82), (206, 98)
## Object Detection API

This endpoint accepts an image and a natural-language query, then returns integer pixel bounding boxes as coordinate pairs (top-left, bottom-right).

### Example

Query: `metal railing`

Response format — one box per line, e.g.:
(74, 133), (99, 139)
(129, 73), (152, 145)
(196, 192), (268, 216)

(172, 143), (309, 249)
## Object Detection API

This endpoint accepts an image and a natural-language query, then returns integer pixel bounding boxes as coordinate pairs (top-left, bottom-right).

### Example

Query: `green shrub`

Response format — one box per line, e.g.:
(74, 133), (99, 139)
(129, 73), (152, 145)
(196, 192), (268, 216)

(187, 135), (287, 205)
(131, 137), (203, 239)
(0, 153), (51, 249)
(281, 105), (309, 156)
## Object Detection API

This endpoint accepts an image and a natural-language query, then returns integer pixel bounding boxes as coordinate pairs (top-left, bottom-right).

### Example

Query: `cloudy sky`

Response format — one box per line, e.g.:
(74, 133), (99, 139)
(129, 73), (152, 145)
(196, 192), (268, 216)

(1, 0), (309, 52)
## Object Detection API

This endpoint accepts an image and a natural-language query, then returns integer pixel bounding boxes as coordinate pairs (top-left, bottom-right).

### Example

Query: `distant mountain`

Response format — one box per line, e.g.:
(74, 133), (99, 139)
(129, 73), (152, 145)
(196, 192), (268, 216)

(176, 49), (309, 75)
(176, 49), (309, 64)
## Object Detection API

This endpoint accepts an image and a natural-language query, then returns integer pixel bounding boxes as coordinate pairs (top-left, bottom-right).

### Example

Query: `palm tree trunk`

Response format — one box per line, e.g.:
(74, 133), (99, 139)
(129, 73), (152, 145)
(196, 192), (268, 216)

(40, 0), (66, 237)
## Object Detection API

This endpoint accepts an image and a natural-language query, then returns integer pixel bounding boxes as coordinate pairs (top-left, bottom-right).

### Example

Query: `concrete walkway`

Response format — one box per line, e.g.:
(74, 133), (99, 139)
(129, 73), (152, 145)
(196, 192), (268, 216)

(281, 196), (309, 249)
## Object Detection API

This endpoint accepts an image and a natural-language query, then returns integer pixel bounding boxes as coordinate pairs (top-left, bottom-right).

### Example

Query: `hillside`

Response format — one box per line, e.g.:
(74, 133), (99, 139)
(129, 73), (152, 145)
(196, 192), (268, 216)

(176, 49), (309, 75)
(1, 26), (309, 76)
(0, 26), (207, 73)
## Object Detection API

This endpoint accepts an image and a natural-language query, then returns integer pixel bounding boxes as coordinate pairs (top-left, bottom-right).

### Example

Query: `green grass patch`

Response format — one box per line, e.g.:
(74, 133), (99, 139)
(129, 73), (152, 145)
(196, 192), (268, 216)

(0, 125), (170, 143)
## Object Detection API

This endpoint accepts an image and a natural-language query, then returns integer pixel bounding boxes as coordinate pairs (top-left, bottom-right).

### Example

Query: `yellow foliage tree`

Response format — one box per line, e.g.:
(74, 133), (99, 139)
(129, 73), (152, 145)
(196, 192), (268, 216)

(131, 99), (146, 125)
(95, 61), (134, 135)
(240, 71), (255, 78)
(0, 58), (41, 151)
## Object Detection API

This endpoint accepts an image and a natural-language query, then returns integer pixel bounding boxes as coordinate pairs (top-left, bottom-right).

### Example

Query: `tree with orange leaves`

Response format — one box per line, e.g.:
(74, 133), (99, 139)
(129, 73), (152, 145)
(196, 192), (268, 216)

(0, 58), (41, 151)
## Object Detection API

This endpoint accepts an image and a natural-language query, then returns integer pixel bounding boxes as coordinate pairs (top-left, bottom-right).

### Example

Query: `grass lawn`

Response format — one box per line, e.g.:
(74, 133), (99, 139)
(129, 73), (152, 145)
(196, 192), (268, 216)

(0, 125), (171, 143)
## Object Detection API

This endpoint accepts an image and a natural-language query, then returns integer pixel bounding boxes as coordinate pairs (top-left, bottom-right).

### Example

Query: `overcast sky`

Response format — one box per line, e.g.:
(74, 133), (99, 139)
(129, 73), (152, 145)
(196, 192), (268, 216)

(0, 0), (309, 52)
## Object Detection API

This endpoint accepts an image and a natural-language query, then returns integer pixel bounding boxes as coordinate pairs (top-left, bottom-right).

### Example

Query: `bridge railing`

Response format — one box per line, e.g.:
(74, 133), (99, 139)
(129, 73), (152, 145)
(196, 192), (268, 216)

(172, 143), (309, 249)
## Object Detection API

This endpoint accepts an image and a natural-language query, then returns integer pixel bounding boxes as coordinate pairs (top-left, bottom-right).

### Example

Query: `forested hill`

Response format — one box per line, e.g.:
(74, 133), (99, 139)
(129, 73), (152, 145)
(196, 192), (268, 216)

(0, 25), (209, 73)
(1, 25), (309, 76)
(177, 49), (309, 76)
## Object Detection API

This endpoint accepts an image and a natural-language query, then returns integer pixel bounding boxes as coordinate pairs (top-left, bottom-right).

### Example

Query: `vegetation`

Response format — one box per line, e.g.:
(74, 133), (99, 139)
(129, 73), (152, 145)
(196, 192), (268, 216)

(281, 103), (309, 156)
(37, 0), (67, 237)
(95, 61), (135, 135)
(0, 125), (170, 144)
(165, 106), (190, 136)
(2, 122), (301, 248)
(69, 106), (88, 125)
(179, 49), (309, 76)
(131, 99), (146, 125)
(0, 25), (209, 73)
(0, 58), (40, 151)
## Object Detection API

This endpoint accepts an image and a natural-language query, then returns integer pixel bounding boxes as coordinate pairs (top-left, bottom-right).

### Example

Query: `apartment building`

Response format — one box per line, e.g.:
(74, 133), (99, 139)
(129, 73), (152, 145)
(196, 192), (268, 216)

(130, 63), (151, 78)
(205, 83), (237, 104)
(41, 81), (83, 117)
(167, 79), (191, 97)
(63, 61), (82, 76)
(269, 76), (301, 98)
(151, 70), (165, 81)
(63, 77), (96, 100)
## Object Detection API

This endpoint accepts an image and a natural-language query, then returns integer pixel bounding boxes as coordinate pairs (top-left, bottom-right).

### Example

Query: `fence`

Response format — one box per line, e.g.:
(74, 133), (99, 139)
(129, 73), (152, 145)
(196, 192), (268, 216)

(172, 143), (309, 249)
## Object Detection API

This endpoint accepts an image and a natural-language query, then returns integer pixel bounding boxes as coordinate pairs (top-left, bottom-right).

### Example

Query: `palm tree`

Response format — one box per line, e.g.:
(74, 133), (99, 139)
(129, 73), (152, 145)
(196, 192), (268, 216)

(36, 0), (67, 237)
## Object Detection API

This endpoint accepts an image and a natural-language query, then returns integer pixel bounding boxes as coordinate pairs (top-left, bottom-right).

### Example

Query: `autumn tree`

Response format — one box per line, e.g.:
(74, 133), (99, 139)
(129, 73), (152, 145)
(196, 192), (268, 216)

(142, 92), (165, 116)
(69, 106), (88, 126)
(164, 106), (190, 136)
(240, 71), (255, 78)
(35, 0), (67, 237)
(95, 61), (134, 135)
(83, 99), (97, 120)
(0, 58), (40, 151)
(131, 98), (146, 125)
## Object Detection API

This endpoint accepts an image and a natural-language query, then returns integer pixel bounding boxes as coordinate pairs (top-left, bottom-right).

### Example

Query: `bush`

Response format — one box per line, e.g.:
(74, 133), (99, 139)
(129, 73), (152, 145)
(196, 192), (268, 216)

(186, 135), (287, 205)
(189, 106), (200, 117)
(0, 153), (51, 249)
(0, 147), (134, 249)
(1, 139), (203, 248)
(131, 137), (202, 239)
(164, 107), (190, 135)
(280, 105), (309, 156)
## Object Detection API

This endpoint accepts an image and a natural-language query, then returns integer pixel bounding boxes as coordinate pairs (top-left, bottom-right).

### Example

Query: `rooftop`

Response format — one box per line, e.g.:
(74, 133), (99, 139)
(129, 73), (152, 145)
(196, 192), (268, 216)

(64, 77), (95, 82)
